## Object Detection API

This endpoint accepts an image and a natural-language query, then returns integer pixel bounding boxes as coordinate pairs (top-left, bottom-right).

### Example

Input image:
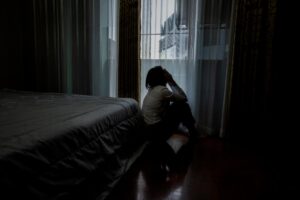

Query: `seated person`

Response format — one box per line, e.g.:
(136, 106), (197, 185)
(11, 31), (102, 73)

(142, 66), (197, 148)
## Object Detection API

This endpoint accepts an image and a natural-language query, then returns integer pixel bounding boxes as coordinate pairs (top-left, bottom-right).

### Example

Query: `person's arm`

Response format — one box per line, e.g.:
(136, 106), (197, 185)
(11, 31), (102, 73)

(163, 69), (187, 102)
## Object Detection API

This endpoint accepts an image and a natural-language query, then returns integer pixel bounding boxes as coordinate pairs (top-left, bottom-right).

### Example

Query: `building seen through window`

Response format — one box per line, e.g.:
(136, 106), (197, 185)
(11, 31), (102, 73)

(140, 0), (189, 59)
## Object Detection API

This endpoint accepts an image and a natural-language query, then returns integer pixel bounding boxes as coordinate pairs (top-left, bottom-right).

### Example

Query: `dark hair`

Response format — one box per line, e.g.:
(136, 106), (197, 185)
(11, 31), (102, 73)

(145, 66), (167, 89)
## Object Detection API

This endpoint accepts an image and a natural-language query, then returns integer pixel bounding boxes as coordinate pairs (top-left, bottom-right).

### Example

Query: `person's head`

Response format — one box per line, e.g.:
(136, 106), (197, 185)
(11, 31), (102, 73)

(145, 66), (167, 89)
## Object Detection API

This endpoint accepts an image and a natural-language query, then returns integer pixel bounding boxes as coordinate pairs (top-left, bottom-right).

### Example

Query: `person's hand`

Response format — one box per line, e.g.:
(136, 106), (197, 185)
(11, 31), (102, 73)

(163, 69), (173, 82)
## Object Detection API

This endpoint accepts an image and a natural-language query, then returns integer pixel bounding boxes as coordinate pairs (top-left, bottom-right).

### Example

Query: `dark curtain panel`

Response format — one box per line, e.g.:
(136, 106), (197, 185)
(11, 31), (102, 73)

(29, 0), (119, 96)
(226, 0), (278, 140)
(226, 1), (299, 198)
(118, 0), (140, 101)
(32, 0), (90, 94)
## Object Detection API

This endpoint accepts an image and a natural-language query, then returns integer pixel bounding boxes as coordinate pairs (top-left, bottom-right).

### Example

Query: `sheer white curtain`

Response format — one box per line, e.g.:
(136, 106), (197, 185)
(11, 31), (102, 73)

(32, 0), (119, 96)
(93, 0), (119, 96)
(140, 0), (235, 136)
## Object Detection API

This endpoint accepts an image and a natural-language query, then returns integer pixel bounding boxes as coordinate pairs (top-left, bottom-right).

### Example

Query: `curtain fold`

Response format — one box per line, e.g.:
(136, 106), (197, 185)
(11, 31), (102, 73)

(227, 0), (278, 140)
(140, 0), (235, 136)
(118, 0), (140, 100)
(32, 0), (119, 96)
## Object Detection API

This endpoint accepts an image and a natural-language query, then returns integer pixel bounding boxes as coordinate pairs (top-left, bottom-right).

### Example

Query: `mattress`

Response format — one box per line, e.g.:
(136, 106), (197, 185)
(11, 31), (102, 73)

(0, 89), (144, 199)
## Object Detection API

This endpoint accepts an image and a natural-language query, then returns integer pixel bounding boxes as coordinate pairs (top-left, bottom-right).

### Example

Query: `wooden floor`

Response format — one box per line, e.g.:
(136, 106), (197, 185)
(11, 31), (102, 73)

(104, 137), (290, 200)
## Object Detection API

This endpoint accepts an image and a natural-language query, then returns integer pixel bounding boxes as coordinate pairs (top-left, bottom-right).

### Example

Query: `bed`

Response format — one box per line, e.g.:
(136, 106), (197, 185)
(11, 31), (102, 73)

(0, 89), (146, 200)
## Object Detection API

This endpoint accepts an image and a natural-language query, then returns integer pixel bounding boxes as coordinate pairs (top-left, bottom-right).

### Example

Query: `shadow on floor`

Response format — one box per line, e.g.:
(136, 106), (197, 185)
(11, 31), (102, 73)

(105, 140), (196, 200)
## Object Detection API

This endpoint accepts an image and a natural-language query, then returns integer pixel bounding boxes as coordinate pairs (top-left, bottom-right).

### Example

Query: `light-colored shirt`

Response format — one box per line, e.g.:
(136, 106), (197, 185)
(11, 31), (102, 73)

(142, 85), (186, 125)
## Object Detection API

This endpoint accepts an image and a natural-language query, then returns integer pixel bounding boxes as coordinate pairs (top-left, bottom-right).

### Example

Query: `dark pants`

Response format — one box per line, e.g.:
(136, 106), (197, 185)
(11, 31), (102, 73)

(146, 102), (196, 143)
(145, 102), (196, 173)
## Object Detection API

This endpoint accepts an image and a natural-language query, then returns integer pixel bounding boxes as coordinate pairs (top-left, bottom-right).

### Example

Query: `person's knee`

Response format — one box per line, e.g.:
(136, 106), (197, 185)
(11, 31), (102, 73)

(170, 101), (189, 110)
(171, 102), (191, 114)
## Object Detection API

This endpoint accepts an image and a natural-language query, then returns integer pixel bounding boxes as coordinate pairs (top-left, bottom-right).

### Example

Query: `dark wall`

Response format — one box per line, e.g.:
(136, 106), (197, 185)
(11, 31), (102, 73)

(271, 0), (298, 180)
(0, 1), (35, 91)
(0, 1), (23, 89)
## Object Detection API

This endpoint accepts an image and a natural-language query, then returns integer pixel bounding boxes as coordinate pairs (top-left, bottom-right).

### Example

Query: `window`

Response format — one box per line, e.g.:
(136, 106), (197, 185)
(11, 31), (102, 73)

(140, 0), (189, 59)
